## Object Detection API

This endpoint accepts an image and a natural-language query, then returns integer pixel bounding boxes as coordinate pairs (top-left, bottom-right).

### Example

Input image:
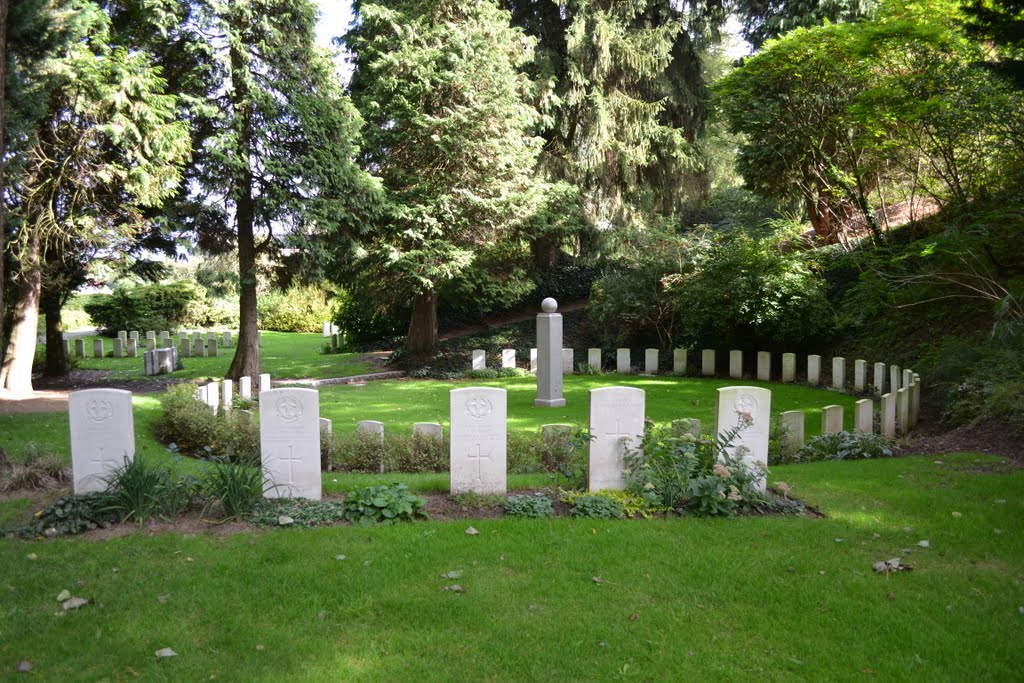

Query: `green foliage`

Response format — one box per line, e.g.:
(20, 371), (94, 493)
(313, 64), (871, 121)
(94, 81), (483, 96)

(341, 483), (427, 526)
(796, 431), (898, 462)
(532, 426), (591, 490)
(99, 456), (176, 524)
(505, 492), (555, 518)
(5, 493), (120, 539)
(204, 460), (265, 520)
(623, 421), (768, 517)
(84, 282), (213, 334)
(157, 384), (260, 465)
(591, 229), (833, 350)
(566, 492), (625, 519)
(257, 285), (336, 333)
(248, 498), (346, 527)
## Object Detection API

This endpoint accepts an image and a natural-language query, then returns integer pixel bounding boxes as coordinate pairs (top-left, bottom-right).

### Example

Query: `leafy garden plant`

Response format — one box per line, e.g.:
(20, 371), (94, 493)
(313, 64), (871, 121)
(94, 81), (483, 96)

(342, 483), (427, 526)
(796, 431), (898, 462)
(505, 492), (555, 518)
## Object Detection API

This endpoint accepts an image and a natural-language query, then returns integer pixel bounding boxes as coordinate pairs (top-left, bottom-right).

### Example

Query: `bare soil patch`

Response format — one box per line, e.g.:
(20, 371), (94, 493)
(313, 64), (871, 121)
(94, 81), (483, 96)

(906, 418), (1024, 464)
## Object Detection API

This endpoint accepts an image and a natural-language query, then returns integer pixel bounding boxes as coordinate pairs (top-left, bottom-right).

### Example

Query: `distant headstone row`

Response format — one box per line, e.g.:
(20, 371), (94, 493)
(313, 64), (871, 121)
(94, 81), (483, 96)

(66, 330), (239, 360)
(473, 348), (917, 393)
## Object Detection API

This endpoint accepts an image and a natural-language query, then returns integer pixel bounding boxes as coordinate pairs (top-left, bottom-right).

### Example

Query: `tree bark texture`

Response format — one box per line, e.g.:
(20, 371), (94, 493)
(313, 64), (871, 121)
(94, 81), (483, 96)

(0, 0), (10, 366)
(41, 285), (67, 376)
(405, 289), (438, 365)
(0, 230), (41, 395)
(225, 33), (260, 382)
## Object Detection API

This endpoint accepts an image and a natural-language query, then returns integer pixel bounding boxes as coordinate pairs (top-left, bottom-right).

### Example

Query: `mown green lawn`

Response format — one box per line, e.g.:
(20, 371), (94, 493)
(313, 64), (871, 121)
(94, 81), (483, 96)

(1, 375), (862, 465)
(70, 331), (374, 381)
(0, 452), (1021, 681)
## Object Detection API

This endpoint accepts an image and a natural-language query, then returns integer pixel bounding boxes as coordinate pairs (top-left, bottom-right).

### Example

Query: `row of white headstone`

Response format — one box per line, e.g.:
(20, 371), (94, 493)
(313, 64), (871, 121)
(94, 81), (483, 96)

(194, 374), (273, 413)
(322, 322), (340, 337)
(67, 330), (240, 360)
(475, 348), (915, 392)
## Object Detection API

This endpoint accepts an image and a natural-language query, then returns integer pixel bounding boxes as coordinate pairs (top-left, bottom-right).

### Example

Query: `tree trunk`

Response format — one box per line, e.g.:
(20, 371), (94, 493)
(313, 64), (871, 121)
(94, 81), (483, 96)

(531, 234), (560, 271)
(41, 285), (68, 376)
(225, 29), (260, 382)
(404, 289), (437, 366)
(0, 230), (41, 396)
(0, 0), (10, 367)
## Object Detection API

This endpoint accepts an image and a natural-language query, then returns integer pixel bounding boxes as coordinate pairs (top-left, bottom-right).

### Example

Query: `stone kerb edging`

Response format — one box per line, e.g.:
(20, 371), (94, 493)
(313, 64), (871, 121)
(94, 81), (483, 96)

(470, 347), (922, 446)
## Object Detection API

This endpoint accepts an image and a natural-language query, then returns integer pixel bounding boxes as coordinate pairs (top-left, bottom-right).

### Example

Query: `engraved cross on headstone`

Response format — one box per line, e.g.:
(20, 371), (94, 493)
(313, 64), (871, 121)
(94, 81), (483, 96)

(603, 419), (635, 444)
(467, 444), (491, 483)
(280, 445), (303, 484)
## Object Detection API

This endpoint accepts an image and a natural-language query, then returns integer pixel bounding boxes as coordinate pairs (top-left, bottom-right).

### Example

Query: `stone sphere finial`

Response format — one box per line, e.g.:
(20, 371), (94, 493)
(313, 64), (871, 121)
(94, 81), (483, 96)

(541, 297), (558, 313)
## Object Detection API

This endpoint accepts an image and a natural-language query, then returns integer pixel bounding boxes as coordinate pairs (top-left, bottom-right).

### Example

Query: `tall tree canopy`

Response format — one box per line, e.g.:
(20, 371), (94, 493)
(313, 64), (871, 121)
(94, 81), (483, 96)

(0, 0), (189, 395)
(186, 0), (367, 381)
(345, 0), (544, 361)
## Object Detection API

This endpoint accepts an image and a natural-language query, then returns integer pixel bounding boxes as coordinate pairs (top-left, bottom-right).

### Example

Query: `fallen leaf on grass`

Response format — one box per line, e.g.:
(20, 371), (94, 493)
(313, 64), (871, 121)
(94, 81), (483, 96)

(16, 660), (32, 673)
(157, 594), (169, 604)
(441, 570), (463, 579)
(591, 576), (605, 584)
(154, 647), (177, 659)
(917, 540), (930, 548)
(442, 584), (464, 593)
(873, 558), (912, 573)
(56, 589), (71, 602)
(465, 527), (479, 536)
(61, 597), (89, 611)
(278, 516), (294, 526)
(628, 613), (639, 622)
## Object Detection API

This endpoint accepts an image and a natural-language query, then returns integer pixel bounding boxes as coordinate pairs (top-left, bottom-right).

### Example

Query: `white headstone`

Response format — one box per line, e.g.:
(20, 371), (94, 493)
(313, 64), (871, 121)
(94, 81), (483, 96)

(890, 365), (901, 393)
(873, 362), (886, 393)
(357, 420), (385, 442)
(126, 339), (137, 358)
(146, 331), (156, 340)
(192, 331), (202, 345)
(756, 352), (770, 382)
(93, 339), (104, 359)
(911, 374), (921, 427)
(145, 337), (156, 352)
(854, 360), (867, 392)
(143, 350), (154, 376)
(714, 386), (771, 491)
(855, 398), (873, 434)
(322, 322), (332, 337)
(222, 379), (233, 410)
(903, 368), (913, 389)
(616, 348), (631, 374)
(113, 338), (124, 359)
(208, 339), (218, 357)
(562, 348), (574, 374)
(671, 418), (701, 438)
(206, 331), (216, 344)
(782, 353), (796, 383)
(319, 417), (333, 435)
(413, 422), (444, 440)
(179, 340), (190, 358)
(222, 331), (232, 347)
(179, 331), (188, 345)
(69, 389), (135, 494)
(157, 348), (174, 374)
(781, 410), (805, 455)
(129, 330), (139, 341)
(673, 348), (687, 374)
(644, 349), (658, 374)
(205, 382), (219, 414)
(472, 349), (486, 371)
(822, 405), (844, 434)
(729, 350), (743, 379)
(239, 376), (252, 400)
(832, 357), (846, 390)
(192, 338), (204, 357)
(74, 339), (85, 358)
(159, 332), (170, 348)
(118, 330), (128, 344)
(64, 339), (71, 357)
(808, 355), (821, 385)
(501, 349), (516, 369)
(450, 387), (507, 494)
(588, 386), (645, 492)
(259, 373), (271, 392)
(588, 348), (601, 372)
(881, 392), (896, 438)
(897, 387), (910, 434)
(701, 349), (715, 377)
(529, 348), (538, 373)
(260, 388), (321, 500)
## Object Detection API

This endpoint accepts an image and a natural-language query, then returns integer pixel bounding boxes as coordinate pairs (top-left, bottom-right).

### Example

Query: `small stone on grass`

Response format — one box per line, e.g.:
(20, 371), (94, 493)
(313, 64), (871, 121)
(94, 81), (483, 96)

(61, 597), (89, 611)
(465, 527), (479, 536)
(16, 661), (32, 673)
(155, 647), (177, 659)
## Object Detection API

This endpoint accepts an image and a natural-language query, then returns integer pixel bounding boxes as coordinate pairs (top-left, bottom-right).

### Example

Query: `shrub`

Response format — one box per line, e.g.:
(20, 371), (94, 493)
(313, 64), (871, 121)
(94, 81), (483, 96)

(7, 493), (119, 538)
(249, 498), (346, 527)
(567, 493), (625, 519)
(342, 483), (427, 525)
(100, 456), (176, 524)
(258, 285), (336, 333)
(796, 431), (898, 462)
(204, 460), (264, 519)
(0, 444), (71, 491)
(328, 431), (449, 473)
(560, 488), (656, 518)
(157, 385), (260, 465)
(505, 492), (555, 518)
(84, 281), (211, 334)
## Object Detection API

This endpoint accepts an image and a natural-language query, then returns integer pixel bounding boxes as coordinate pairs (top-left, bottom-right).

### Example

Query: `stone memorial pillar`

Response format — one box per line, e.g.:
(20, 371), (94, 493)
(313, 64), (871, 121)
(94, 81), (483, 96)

(534, 298), (565, 408)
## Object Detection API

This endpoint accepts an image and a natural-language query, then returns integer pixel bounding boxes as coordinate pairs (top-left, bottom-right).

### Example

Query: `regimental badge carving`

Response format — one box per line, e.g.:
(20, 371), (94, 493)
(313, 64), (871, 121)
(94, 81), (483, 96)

(276, 397), (303, 422)
(735, 394), (757, 423)
(465, 396), (493, 420)
(86, 399), (114, 423)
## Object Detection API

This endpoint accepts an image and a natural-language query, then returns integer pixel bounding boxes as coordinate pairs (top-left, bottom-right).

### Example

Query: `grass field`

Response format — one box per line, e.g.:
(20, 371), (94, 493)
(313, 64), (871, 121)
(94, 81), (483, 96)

(0, 452), (1021, 680)
(1, 375), (863, 468)
(70, 331), (375, 381)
